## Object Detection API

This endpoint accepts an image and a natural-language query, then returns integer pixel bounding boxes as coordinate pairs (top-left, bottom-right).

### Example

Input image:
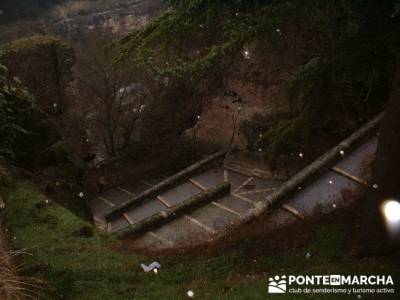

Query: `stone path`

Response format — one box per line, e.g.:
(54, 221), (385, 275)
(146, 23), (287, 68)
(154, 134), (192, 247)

(88, 134), (378, 250)
(88, 166), (282, 234)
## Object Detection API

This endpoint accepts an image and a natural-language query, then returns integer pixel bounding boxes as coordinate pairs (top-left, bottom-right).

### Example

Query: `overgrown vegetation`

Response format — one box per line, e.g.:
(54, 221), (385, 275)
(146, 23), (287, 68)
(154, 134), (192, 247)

(119, 0), (397, 168)
(0, 63), (59, 166)
(1, 36), (75, 114)
(2, 181), (399, 299)
(0, 40), (86, 218)
(118, 0), (283, 80)
(1, 4), (399, 297)
(259, 1), (396, 166)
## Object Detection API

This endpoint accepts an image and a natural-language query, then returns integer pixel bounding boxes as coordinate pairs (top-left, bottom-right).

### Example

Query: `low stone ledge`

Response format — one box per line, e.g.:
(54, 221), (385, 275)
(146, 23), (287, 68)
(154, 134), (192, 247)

(115, 182), (231, 238)
(240, 112), (383, 224)
(106, 149), (226, 222)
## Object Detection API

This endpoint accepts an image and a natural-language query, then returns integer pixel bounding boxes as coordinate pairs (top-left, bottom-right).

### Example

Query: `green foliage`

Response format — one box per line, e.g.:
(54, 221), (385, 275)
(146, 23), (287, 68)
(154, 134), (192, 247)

(261, 57), (330, 164)
(3, 181), (400, 299)
(117, 1), (288, 158)
(0, 62), (60, 166)
(0, 36), (75, 114)
(37, 140), (87, 218)
(255, 1), (397, 167)
(110, 0), (400, 175)
(0, 64), (37, 159)
(0, 65), (28, 158)
(118, 0), (285, 81)
(3, 181), (140, 299)
(120, 0), (398, 169)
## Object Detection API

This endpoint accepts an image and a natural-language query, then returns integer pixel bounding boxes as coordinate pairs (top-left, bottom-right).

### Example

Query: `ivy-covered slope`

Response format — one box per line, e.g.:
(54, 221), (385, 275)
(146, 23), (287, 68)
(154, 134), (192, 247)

(119, 0), (397, 167)
(0, 51), (85, 217)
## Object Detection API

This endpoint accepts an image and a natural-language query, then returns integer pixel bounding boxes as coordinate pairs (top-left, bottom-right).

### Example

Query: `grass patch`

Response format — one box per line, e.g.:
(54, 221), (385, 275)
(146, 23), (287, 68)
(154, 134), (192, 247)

(2, 181), (399, 299)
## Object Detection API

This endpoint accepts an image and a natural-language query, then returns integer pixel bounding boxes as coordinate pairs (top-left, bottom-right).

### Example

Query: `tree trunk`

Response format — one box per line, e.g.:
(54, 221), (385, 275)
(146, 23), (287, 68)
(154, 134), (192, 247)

(108, 129), (116, 155)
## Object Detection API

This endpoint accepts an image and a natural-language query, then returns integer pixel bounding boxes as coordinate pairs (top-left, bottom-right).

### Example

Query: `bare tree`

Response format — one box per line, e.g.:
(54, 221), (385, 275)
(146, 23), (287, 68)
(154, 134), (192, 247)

(73, 32), (145, 156)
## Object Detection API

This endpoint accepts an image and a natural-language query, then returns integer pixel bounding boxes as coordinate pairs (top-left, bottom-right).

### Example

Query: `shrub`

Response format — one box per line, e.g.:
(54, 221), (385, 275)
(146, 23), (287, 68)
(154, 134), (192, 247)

(0, 36), (75, 114)
(0, 63), (60, 167)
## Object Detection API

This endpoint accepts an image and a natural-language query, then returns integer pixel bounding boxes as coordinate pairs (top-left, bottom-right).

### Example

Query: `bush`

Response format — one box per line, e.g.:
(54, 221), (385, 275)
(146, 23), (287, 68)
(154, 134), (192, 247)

(39, 141), (77, 167)
(257, 1), (396, 168)
(0, 63), (60, 167)
(0, 36), (75, 114)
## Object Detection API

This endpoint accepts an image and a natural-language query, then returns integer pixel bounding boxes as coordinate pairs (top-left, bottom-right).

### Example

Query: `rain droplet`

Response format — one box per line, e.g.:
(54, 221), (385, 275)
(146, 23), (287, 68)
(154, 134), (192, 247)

(340, 150), (345, 156)
(381, 200), (400, 223)
(329, 180), (333, 185)
(299, 153), (304, 158)
(305, 252), (311, 259)
(187, 290), (194, 298)
(242, 48), (251, 59)
(373, 184), (379, 189)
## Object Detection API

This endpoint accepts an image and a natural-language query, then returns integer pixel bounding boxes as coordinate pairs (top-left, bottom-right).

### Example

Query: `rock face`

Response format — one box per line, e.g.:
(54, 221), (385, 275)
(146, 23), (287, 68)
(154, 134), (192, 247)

(180, 45), (292, 154)
(49, 0), (162, 39)
(192, 76), (288, 152)
(0, 0), (163, 41)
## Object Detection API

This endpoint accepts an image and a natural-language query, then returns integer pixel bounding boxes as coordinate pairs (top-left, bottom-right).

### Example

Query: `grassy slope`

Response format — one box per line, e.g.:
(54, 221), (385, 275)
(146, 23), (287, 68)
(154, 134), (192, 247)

(2, 181), (399, 299)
